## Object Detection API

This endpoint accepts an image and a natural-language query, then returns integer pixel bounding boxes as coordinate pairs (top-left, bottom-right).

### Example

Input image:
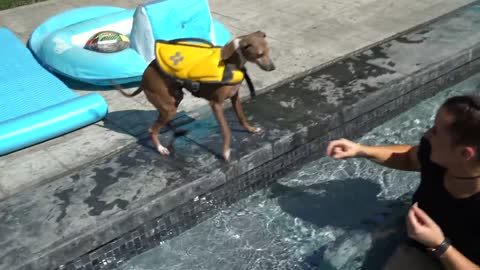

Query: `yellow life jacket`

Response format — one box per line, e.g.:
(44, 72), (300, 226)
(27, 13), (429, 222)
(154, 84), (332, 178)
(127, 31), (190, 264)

(154, 38), (244, 87)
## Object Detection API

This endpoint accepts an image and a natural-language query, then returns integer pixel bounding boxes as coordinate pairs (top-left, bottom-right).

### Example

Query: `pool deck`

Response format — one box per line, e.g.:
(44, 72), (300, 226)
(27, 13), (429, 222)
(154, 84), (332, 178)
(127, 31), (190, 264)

(0, 0), (475, 200)
(2, 0), (480, 269)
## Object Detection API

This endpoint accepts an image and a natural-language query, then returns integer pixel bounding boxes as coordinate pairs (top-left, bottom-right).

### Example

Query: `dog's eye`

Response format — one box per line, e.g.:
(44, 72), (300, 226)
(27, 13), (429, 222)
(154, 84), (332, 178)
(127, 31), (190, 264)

(242, 44), (252, 50)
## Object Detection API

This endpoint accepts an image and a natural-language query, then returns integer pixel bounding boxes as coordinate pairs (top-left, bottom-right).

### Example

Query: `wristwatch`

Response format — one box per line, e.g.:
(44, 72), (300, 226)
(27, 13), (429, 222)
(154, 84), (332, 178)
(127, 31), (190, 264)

(427, 238), (451, 257)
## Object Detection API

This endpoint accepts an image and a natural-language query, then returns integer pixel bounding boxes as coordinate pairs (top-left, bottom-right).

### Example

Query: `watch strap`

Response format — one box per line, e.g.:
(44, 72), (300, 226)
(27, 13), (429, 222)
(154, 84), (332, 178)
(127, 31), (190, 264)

(427, 238), (451, 257)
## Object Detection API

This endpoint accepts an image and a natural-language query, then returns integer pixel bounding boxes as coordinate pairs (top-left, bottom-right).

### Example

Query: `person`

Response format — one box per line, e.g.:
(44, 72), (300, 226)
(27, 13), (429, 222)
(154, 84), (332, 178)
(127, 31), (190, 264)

(326, 95), (480, 270)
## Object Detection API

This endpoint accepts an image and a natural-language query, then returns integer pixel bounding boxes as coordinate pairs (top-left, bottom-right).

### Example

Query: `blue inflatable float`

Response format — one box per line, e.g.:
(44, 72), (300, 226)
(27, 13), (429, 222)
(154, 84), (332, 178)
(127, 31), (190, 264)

(28, 0), (233, 86)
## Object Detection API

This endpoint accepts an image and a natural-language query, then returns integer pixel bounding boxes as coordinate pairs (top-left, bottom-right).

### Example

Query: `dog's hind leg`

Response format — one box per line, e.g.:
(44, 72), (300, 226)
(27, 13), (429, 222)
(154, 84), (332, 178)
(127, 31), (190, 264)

(149, 108), (176, 155)
(230, 92), (262, 133)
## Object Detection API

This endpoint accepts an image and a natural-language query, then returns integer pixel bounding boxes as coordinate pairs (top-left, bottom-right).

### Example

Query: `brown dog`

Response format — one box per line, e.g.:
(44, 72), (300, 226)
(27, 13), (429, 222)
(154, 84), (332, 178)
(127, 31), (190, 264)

(114, 31), (275, 161)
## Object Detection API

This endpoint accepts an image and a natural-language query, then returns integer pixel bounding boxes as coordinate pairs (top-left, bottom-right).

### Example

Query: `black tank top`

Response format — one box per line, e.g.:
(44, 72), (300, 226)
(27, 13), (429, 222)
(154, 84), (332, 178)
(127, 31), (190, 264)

(412, 137), (480, 264)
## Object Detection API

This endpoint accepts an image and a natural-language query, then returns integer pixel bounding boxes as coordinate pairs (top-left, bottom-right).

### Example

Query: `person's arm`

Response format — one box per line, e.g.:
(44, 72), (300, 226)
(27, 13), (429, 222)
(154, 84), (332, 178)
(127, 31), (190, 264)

(439, 246), (480, 270)
(407, 203), (480, 270)
(326, 138), (421, 171)
(358, 144), (420, 171)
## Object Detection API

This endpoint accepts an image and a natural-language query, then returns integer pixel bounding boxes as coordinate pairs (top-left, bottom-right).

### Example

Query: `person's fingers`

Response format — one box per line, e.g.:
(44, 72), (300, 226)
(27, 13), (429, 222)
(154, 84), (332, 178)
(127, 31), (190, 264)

(411, 202), (434, 226)
(334, 147), (353, 159)
(407, 206), (421, 234)
(406, 208), (413, 228)
(332, 152), (345, 159)
(326, 143), (332, 156)
(327, 140), (345, 156)
(326, 141), (338, 156)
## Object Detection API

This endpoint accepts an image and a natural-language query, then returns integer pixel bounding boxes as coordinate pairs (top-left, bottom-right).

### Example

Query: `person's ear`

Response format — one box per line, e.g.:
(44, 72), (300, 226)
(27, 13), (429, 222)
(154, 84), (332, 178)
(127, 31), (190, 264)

(461, 146), (476, 160)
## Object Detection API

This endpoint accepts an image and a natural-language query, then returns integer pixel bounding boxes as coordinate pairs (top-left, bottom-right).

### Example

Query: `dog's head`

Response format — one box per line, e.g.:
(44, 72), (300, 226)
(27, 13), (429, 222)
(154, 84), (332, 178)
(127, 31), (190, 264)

(221, 31), (275, 71)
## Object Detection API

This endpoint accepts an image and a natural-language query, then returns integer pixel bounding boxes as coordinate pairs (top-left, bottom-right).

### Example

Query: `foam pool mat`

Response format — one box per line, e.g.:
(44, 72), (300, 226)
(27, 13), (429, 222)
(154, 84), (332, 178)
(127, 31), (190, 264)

(0, 27), (108, 155)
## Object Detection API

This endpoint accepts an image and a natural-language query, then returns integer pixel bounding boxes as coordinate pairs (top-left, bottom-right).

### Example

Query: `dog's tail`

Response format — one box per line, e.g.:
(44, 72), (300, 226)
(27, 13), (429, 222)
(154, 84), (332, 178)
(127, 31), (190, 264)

(109, 80), (144, 98)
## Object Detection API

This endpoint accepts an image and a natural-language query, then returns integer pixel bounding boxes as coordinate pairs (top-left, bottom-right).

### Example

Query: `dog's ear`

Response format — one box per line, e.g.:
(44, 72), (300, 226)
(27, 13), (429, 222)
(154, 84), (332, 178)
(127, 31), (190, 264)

(221, 40), (237, 60)
(239, 39), (251, 50)
(256, 31), (266, 38)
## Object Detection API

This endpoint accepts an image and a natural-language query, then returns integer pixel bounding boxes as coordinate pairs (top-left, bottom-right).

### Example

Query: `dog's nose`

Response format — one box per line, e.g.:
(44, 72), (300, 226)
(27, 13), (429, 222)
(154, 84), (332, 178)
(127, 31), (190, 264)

(269, 64), (276, 71)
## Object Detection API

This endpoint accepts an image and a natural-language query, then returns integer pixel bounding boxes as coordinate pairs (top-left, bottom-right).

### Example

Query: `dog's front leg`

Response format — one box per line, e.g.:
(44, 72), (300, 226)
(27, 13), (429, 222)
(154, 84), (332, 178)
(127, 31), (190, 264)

(210, 101), (231, 161)
(231, 92), (262, 133)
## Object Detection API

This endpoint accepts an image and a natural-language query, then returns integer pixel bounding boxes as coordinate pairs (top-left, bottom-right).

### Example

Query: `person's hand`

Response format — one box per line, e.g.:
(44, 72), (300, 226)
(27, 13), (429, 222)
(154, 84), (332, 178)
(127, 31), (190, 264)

(406, 202), (445, 248)
(326, 138), (364, 159)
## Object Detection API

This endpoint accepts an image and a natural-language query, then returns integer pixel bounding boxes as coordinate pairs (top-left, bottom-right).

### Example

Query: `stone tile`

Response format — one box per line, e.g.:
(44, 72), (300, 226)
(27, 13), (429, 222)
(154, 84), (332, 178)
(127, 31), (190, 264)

(351, 27), (399, 46)
(126, 0), (145, 6)
(44, 125), (135, 170)
(358, 17), (418, 43)
(0, 149), (66, 197)
(403, 0), (470, 11)
(419, 0), (476, 18)
(0, 1), (77, 42)
(0, 123), (134, 198)
(97, 89), (147, 114)
(69, 0), (136, 8)
(276, 0), (349, 18)
(95, 88), (165, 137)
(298, 17), (366, 40)
(215, 7), (318, 43)
(330, 0), (381, 7)
(108, 112), (152, 137)
(342, 0), (417, 21)
(0, 138), (225, 270)
(355, 3), (480, 76)
(0, 188), (6, 201)
(292, 57), (403, 118)
(105, 107), (194, 138)
(209, 14), (255, 39)
(180, 111), (262, 159)
(208, 4), (259, 22)
(181, 109), (273, 179)
(240, 89), (343, 157)
(274, 25), (375, 59)
(127, 136), (226, 196)
(210, 0), (291, 12)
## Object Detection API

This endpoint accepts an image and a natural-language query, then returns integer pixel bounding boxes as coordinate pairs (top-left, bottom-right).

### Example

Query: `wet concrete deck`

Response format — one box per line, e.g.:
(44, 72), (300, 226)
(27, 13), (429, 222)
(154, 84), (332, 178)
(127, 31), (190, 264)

(0, 0), (474, 201)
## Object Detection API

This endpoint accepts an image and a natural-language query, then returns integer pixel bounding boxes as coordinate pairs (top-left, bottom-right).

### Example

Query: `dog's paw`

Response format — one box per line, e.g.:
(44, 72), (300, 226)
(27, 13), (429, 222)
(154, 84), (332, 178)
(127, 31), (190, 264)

(248, 126), (263, 134)
(223, 149), (231, 162)
(157, 145), (170, 155)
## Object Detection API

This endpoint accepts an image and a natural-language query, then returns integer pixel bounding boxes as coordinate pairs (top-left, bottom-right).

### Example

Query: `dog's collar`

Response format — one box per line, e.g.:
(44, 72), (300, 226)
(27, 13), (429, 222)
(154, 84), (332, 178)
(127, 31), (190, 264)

(233, 38), (246, 66)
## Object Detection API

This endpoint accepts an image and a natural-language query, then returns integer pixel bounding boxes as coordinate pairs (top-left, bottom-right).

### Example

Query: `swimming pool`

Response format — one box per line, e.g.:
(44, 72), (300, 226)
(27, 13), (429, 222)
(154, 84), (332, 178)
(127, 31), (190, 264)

(118, 72), (480, 270)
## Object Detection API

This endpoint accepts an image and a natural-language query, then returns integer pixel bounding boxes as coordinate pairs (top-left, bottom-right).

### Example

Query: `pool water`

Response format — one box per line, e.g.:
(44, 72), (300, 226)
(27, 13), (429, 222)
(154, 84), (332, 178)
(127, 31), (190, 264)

(119, 73), (480, 270)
